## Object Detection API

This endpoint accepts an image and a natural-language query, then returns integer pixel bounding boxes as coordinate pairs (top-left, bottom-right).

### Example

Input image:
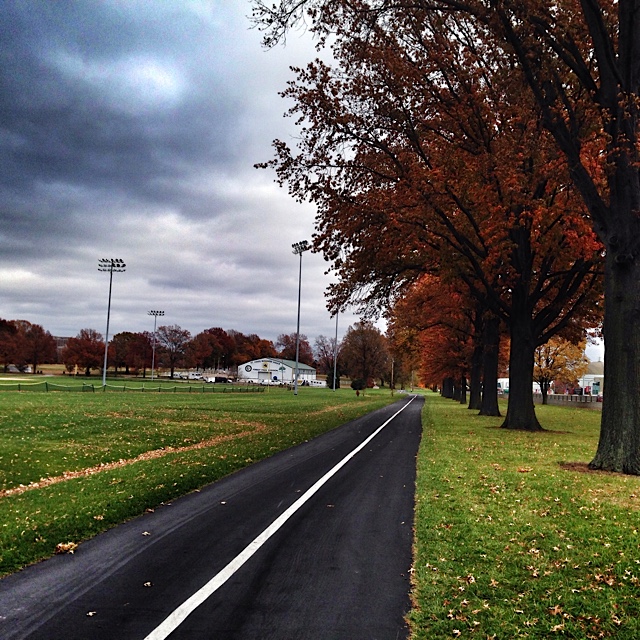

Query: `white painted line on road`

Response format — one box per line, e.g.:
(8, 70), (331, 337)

(143, 395), (416, 640)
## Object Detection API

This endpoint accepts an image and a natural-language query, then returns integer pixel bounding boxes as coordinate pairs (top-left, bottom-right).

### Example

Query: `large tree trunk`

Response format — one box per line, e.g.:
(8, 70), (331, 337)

(479, 314), (501, 417)
(502, 311), (542, 431)
(590, 251), (640, 473)
(468, 307), (484, 410)
(540, 380), (549, 405)
(442, 377), (454, 398)
(468, 341), (483, 410)
(459, 374), (467, 405)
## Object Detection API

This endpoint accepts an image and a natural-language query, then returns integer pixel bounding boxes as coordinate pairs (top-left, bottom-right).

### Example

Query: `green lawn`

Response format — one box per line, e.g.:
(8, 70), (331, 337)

(410, 393), (640, 639)
(4, 386), (638, 638)
(0, 387), (397, 576)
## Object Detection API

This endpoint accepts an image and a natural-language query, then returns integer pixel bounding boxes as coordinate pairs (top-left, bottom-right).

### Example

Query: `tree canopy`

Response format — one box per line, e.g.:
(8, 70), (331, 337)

(256, 0), (603, 430)
(251, 0), (640, 472)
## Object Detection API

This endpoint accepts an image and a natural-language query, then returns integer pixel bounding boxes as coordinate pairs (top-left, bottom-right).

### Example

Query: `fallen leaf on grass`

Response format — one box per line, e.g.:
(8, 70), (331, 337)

(55, 542), (78, 554)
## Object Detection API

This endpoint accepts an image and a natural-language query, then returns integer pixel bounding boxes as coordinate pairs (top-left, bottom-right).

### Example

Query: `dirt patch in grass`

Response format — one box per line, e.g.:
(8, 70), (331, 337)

(560, 461), (620, 475)
(0, 422), (269, 499)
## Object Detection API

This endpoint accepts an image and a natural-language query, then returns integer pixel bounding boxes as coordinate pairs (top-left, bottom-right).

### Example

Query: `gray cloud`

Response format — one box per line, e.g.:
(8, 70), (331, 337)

(0, 1), (367, 344)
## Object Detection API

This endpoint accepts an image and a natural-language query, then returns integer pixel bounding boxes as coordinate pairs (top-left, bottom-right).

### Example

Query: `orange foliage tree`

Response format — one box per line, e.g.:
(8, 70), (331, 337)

(256, 4), (603, 431)
(389, 275), (508, 415)
(252, 0), (640, 477)
(12, 320), (57, 374)
(61, 328), (104, 376)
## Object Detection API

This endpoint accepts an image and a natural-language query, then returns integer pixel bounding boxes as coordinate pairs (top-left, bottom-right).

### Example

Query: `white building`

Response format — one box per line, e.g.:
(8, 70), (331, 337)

(237, 358), (316, 384)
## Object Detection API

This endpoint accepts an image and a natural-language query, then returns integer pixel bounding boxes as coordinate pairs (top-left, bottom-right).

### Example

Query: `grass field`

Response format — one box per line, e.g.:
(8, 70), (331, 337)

(4, 385), (640, 638)
(0, 387), (397, 576)
(410, 393), (640, 639)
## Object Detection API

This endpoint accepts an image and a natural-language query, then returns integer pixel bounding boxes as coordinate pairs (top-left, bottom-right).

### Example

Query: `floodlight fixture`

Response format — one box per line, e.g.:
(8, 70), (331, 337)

(98, 258), (126, 387)
(148, 310), (165, 381)
(292, 240), (311, 395)
(292, 240), (311, 256)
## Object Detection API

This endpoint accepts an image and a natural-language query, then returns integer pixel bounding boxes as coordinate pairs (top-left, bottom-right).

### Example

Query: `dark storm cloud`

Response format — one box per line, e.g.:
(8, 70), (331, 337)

(0, 1), (241, 211)
(0, 1), (368, 344)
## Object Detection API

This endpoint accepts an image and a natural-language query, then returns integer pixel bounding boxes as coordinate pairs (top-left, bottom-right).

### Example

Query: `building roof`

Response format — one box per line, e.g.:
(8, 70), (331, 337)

(587, 359), (604, 375)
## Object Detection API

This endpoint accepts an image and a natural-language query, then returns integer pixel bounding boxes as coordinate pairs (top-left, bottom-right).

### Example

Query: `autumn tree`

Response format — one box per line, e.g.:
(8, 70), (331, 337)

(389, 278), (469, 403)
(187, 332), (215, 371)
(314, 333), (342, 388)
(534, 338), (589, 405)
(251, 0), (640, 475)
(203, 328), (237, 371)
(188, 328), (236, 371)
(61, 329), (104, 376)
(127, 332), (153, 376)
(277, 332), (314, 365)
(109, 332), (141, 375)
(13, 320), (57, 373)
(386, 314), (421, 392)
(228, 331), (276, 366)
(0, 319), (18, 373)
(156, 325), (192, 379)
(417, 324), (469, 401)
(255, 4), (603, 431)
(340, 321), (390, 387)
(388, 275), (506, 414)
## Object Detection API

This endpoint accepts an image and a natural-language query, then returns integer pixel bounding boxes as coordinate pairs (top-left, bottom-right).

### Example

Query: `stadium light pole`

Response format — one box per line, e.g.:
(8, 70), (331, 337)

(148, 310), (164, 381)
(292, 240), (311, 396)
(332, 307), (340, 391)
(98, 258), (126, 387)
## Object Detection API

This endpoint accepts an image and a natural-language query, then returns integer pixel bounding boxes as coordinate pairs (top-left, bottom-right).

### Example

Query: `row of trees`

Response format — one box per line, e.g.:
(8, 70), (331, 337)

(386, 276), (591, 406)
(257, 0), (603, 432)
(0, 316), (394, 385)
(252, 0), (640, 473)
(61, 327), (311, 379)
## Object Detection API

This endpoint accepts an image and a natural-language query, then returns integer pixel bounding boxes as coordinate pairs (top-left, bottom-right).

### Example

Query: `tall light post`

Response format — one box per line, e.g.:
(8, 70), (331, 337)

(332, 307), (340, 391)
(98, 258), (126, 387)
(292, 240), (311, 396)
(148, 310), (164, 381)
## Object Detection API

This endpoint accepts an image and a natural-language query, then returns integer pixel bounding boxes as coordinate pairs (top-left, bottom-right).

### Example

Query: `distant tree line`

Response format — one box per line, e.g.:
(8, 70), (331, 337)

(0, 318), (392, 385)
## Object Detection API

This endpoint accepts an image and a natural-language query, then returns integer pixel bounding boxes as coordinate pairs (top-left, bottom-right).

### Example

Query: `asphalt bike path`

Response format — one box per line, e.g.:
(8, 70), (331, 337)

(0, 394), (424, 639)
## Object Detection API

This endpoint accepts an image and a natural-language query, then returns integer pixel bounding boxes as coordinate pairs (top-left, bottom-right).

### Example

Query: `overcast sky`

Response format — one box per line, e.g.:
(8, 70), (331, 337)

(0, 1), (605, 361)
(0, 0), (371, 347)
